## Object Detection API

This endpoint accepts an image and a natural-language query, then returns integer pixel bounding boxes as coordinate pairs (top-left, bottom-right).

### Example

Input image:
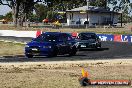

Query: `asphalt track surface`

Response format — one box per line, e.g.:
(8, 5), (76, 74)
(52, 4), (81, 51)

(0, 41), (132, 63)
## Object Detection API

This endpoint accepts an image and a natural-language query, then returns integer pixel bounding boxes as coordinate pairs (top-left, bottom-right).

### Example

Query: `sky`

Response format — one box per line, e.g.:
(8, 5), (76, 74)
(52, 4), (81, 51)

(0, 5), (11, 16)
(0, 0), (132, 16)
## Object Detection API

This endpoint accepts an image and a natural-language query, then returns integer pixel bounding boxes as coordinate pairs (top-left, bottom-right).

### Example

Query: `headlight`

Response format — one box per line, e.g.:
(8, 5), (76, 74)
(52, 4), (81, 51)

(91, 43), (97, 45)
(74, 42), (80, 48)
(75, 42), (79, 45)
(43, 46), (51, 48)
(25, 45), (29, 48)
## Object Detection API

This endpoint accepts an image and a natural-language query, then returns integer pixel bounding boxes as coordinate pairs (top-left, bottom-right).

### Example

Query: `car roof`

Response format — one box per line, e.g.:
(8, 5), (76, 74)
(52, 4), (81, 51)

(43, 32), (71, 35)
(79, 32), (96, 34)
(43, 32), (61, 34)
(42, 32), (63, 36)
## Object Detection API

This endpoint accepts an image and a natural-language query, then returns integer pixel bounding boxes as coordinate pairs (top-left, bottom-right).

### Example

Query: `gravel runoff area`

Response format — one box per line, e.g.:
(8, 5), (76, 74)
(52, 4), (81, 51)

(0, 59), (132, 88)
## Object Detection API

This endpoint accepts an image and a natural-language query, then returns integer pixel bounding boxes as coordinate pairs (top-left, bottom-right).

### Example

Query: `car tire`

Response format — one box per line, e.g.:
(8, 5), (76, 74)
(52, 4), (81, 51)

(26, 54), (33, 58)
(52, 47), (58, 57)
(99, 43), (101, 48)
(48, 47), (58, 57)
(69, 46), (77, 56)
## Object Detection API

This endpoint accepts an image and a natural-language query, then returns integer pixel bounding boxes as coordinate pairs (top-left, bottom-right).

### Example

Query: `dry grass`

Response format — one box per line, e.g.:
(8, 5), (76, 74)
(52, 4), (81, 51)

(0, 63), (131, 88)
(0, 24), (16, 30)
(0, 41), (25, 56)
(0, 23), (132, 34)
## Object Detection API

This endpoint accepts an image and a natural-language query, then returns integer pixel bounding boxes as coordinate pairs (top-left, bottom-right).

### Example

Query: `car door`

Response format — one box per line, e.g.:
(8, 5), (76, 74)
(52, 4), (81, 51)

(57, 34), (68, 54)
(66, 34), (76, 47)
(63, 34), (72, 53)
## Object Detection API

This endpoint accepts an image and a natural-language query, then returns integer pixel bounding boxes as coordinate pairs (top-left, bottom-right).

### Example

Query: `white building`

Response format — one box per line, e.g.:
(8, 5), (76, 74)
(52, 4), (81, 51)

(66, 6), (120, 26)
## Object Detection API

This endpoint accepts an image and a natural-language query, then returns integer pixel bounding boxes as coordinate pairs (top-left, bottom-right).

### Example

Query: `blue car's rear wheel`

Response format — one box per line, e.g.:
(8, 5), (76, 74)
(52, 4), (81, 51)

(47, 47), (58, 57)
(26, 54), (33, 58)
(69, 46), (77, 56)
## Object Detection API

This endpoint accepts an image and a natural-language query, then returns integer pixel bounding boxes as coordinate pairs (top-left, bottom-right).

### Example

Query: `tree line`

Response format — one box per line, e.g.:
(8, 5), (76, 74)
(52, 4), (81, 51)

(0, 0), (132, 27)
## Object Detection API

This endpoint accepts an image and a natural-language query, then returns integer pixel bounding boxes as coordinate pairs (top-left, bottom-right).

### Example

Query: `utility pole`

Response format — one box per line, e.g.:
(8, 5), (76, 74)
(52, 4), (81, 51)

(121, 12), (122, 27)
(86, 0), (89, 29)
(119, 8), (123, 27)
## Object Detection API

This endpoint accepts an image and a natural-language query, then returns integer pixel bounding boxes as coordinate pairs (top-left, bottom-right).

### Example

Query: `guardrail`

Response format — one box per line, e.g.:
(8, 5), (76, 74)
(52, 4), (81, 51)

(0, 30), (132, 43)
(0, 30), (37, 38)
(97, 34), (132, 43)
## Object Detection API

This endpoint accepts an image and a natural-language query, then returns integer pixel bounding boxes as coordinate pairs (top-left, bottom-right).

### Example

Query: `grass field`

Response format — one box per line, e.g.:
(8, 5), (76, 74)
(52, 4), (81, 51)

(0, 41), (25, 56)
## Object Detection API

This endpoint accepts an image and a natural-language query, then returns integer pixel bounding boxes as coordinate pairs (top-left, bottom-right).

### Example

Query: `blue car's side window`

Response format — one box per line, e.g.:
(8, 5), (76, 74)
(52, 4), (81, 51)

(58, 35), (64, 42)
(58, 34), (67, 42)
(67, 35), (73, 41)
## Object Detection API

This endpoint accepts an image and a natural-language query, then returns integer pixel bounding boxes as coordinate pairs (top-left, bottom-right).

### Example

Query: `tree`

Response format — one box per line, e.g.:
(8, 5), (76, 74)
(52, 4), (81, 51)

(43, 0), (87, 11)
(0, 0), (131, 27)
(107, 0), (132, 24)
(90, 0), (107, 8)
(34, 4), (49, 22)
(0, 15), (4, 20)
(5, 11), (12, 22)
(0, 0), (43, 27)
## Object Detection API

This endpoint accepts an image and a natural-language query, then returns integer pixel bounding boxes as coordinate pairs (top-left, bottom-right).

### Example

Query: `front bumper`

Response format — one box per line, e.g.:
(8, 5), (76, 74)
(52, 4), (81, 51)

(77, 42), (100, 49)
(25, 47), (53, 56)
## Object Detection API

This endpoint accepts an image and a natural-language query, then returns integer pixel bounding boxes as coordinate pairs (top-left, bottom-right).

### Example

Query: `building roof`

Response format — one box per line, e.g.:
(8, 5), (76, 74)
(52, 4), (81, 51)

(66, 6), (116, 13)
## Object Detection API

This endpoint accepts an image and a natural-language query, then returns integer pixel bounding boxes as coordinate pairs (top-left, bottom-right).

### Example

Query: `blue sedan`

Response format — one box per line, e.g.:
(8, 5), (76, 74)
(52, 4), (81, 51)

(25, 32), (77, 58)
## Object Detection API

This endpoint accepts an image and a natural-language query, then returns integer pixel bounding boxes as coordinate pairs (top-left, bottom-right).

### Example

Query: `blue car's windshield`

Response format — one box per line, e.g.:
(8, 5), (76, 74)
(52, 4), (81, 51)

(33, 34), (58, 42)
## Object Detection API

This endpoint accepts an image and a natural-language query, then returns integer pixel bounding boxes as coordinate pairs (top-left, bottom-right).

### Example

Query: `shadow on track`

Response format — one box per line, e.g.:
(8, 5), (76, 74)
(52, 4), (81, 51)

(79, 47), (109, 51)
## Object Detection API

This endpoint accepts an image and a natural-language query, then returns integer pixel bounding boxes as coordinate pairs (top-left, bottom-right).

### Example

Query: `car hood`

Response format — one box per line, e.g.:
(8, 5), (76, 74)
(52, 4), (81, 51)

(27, 41), (54, 46)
